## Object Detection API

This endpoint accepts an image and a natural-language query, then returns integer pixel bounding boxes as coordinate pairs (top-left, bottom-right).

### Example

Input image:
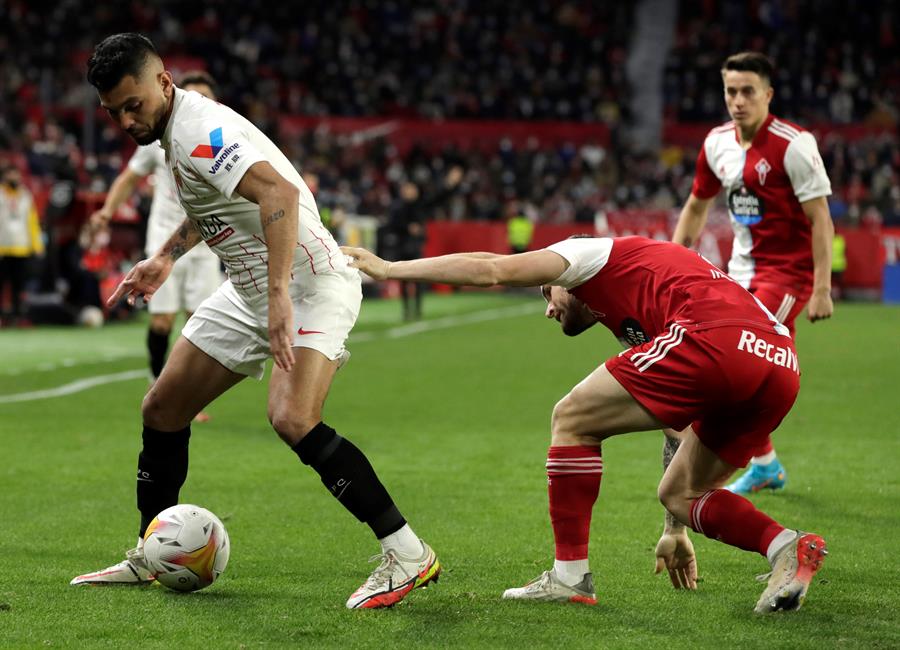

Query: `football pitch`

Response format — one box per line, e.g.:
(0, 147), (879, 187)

(1, 293), (898, 648)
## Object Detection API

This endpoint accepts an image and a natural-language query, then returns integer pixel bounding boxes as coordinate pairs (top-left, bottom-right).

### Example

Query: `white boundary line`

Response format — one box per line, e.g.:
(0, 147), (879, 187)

(0, 302), (544, 404)
(0, 369), (148, 404)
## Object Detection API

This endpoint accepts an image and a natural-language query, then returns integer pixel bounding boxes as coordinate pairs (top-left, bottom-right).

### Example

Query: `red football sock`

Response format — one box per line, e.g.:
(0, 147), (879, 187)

(690, 489), (785, 556)
(547, 445), (603, 561)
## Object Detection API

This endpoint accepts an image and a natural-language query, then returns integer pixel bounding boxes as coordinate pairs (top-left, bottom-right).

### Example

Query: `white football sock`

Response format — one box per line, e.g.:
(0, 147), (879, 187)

(379, 524), (423, 558)
(766, 528), (798, 566)
(554, 559), (589, 586)
(751, 451), (777, 466)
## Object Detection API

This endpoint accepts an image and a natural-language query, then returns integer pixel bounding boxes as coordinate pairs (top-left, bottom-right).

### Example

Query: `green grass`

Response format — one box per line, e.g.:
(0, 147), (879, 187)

(1, 295), (898, 648)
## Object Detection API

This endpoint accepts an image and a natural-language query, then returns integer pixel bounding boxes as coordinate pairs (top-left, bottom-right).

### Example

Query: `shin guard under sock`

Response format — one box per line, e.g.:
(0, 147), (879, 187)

(689, 489), (784, 556)
(292, 422), (405, 538)
(137, 425), (190, 537)
(547, 445), (603, 561)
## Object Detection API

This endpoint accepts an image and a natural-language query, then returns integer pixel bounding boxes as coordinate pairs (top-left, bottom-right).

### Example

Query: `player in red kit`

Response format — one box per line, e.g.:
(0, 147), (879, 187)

(343, 236), (829, 613)
(672, 52), (834, 495)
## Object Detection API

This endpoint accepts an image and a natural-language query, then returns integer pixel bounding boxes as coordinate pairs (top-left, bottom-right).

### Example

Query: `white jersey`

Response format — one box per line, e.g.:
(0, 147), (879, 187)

(160, 88), (341, 302)
(128, 144), (183, 254)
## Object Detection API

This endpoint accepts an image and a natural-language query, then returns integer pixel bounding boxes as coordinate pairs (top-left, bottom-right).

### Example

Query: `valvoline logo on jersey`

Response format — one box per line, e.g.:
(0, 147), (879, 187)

(728, 186), (765, 226)
(191, 127), (224, 159)
(190, 127), (241, 175)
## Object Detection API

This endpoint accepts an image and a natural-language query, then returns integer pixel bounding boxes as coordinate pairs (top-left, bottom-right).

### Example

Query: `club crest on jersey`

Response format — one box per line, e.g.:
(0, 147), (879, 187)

(191, 127), (224, 159)
(728, 186), (765, 226)
(755, 158), (772, 185)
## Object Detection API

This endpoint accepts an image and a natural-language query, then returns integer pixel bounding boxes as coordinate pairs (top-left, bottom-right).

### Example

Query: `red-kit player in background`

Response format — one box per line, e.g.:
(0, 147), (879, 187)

(343, 236), (829, 614)
(672, 51), (834, 495)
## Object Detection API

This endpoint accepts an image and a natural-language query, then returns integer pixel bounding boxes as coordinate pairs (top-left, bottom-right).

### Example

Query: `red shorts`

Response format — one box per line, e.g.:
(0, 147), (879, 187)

(749, 282), (809, 336)
(606, 323), (801, 467)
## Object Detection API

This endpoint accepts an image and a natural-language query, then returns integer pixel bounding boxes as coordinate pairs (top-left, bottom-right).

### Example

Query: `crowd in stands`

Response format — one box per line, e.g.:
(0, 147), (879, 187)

(1, 0), (897, 228)
(668, 0), (898, 125)
(292, 128), (900, 228)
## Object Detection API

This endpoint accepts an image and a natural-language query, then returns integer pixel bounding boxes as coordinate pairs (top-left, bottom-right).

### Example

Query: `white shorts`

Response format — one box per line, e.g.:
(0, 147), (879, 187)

(149, 246), (223, 315)
(182, 266), (362, 379)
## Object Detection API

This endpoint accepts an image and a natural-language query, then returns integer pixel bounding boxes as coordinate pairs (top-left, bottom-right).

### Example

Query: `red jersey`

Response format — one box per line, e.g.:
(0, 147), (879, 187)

(691, 114), (831, 294)
(547, 236), (789, 347)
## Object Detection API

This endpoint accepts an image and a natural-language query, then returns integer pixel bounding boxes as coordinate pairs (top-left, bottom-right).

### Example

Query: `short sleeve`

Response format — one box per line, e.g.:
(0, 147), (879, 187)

(545, 238), (614, 289)
(784, 132), (832, 202)
(179, 121), (267, 200)
(127, 144), (160, 177)
(690, 143), (721, 199)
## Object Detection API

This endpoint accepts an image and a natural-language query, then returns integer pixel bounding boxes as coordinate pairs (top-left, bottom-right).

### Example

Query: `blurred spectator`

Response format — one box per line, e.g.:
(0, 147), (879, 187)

(506, 202), (535, 254)
(381, 165), (463, 320)
(0, 164), (44, 325)
(831, 232), (847, 301)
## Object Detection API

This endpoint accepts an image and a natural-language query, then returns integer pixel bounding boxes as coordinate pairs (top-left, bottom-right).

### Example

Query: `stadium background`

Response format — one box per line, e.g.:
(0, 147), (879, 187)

(1, 1), (899, 648)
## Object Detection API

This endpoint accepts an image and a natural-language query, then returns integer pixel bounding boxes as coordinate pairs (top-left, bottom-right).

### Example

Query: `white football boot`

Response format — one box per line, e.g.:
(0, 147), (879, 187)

(346, 540), (441, 609)
(502, 569), (597, 605)
(70, 546), (155, 586)
(754, 531), (828, 613)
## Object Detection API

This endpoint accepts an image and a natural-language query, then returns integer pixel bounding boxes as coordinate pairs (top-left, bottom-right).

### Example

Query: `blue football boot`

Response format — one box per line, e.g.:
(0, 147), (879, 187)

(725, 459), (787, 494)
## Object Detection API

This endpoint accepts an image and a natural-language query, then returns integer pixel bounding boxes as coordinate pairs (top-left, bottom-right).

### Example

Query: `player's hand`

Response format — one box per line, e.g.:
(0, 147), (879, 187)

(340, 246), (391, 280)
(267, 289), (295, 372)
(89, 208), (113, 229)
(807, 289), (833, 323)
(654, 531), (698, 590)
(107, 255), (173, 307)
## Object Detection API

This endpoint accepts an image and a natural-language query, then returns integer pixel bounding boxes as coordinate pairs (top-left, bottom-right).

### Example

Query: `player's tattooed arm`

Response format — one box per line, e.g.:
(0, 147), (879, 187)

(159, 218), (202, 261)
(262, 208), (285, 228)
(663, 432), (686, 533)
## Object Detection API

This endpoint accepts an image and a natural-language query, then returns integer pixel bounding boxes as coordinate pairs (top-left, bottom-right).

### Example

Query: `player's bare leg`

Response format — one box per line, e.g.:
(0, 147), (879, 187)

(504, 363), (663, 604)
(71, 337), (243, 586)
(658, 430), (827, 612)
(147, 312), (212, 423)
(268, 346), (440, 609)
(655, 427), (699, 590)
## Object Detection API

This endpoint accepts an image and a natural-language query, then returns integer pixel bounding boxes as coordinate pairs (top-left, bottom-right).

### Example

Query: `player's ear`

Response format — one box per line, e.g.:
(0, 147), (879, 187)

(159, 70), (175, 97)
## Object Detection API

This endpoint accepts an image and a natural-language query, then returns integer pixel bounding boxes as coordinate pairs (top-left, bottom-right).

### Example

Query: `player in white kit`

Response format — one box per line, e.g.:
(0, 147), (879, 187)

(71, 33), (440, 609)
(90, 72), (222, 422)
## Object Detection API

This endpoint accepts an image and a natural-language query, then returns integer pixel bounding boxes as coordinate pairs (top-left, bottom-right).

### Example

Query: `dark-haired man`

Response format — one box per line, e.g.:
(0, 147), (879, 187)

(672, 51), (834, 495)
(342, 236), (828, 613)
(89, 72), (222, 419)
(70, 33), (440, 610)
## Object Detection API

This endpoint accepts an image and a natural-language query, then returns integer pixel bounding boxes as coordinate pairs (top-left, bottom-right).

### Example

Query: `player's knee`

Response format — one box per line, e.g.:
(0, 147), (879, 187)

(550, 393), (583, 445)
(657, 480), (690, 522)
(269, 408), (321, 446)
(141, 389), (190, 431)
(149, 315), (174, 335)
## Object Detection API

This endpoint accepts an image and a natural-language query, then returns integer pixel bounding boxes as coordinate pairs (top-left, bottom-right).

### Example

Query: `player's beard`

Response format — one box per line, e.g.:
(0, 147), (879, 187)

(560, 301), (597, 337)
(129, 99), (170, 145)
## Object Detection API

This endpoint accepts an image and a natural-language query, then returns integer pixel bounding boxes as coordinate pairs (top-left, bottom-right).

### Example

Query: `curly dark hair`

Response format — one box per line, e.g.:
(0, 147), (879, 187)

(87, 33), (158, 92)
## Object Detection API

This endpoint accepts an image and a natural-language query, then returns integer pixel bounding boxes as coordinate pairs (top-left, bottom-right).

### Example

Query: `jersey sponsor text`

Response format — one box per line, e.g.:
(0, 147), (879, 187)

(736, 330), (799, 373)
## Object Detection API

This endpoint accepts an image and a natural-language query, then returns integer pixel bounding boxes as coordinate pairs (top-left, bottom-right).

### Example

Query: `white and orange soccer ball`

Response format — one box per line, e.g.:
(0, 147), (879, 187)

(142, 504), (230, 592)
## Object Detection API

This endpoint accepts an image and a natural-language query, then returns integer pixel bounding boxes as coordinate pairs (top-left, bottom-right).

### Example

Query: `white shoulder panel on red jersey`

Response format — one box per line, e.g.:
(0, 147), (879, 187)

(546, 238), (614, 289)
(703, 126), (745, 189)
(783, 131), (832, 202)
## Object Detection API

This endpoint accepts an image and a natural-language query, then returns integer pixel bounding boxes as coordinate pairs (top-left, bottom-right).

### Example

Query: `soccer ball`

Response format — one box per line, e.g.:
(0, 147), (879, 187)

(142, 504), (230, 592)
